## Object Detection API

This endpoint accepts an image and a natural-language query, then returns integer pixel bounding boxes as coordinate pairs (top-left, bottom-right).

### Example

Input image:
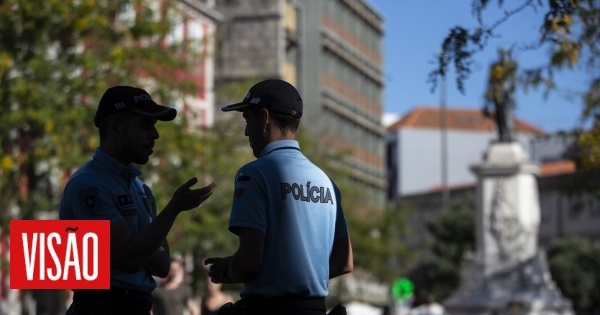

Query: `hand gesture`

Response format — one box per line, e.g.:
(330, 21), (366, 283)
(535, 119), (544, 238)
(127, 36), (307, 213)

(204, 256), (233, 284)
(169, 178), (218, 212)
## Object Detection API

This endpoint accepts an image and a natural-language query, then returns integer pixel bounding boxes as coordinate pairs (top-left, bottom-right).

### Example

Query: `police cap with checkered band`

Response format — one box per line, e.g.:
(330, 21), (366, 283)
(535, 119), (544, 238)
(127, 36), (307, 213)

(221, 79), (303, 119)
(94, 86), (177, 127)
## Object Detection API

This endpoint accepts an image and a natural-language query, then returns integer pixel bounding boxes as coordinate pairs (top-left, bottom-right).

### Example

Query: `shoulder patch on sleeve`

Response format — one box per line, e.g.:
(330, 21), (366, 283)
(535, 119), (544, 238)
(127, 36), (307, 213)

(116, 194), (134, 208)
(77, 187), (101, 211)
(237, 175), (251, 182)
(236, 188), (245, 197)
(84, 195), (96, 209)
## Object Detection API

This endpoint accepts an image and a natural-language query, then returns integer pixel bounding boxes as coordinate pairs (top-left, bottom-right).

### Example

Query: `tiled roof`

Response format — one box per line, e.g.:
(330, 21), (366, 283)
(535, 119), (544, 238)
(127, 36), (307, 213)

(539, 160), (576, 176)
(387, 106), (545, 135)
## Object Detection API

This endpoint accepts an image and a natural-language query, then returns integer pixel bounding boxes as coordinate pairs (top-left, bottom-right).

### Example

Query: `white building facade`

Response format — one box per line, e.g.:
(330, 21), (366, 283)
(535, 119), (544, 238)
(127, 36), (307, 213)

(386, 106), (600, 266)
(386, 106), (544, 198)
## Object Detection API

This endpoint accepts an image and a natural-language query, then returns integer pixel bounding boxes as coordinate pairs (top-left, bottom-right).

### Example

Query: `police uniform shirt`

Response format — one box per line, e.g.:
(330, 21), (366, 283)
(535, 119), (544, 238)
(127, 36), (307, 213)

(59, 148), (158, 293)
(229, 140), (348, 298)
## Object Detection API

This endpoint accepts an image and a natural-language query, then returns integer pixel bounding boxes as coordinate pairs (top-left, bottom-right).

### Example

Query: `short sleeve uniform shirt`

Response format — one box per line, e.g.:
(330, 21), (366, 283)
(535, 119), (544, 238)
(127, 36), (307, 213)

(59, 148), (158, 293)
(229, 140), (348, 298)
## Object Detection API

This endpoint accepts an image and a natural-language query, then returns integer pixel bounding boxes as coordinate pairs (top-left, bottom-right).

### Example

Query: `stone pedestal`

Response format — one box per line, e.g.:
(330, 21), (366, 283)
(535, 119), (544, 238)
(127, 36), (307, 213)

(444, 142), (572, 315)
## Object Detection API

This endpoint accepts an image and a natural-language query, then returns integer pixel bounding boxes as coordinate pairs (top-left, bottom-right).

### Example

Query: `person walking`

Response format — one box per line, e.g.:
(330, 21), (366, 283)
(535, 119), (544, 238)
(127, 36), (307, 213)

(410, 294), (444, 315)
(200, 276), (234, 315)
(204, 79), (353, 315)
(60, 85), (218, 315)
(152, 259), (199, 315)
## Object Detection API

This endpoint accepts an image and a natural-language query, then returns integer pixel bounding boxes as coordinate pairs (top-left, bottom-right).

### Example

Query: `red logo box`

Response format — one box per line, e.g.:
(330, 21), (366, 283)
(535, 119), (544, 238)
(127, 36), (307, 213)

(10, 220), (110, 289)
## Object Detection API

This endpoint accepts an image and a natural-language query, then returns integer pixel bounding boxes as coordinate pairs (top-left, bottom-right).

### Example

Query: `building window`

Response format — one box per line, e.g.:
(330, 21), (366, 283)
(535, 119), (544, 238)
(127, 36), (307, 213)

(568, 195), (584, 219)
(540, 196), (551, 223)
(589, 195), (600, 217)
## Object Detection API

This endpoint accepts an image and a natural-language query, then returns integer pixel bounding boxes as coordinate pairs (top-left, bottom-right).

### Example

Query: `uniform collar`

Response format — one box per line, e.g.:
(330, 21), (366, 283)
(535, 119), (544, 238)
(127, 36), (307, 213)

(93, 148), (142, 180)
(260, 140), (300, 157)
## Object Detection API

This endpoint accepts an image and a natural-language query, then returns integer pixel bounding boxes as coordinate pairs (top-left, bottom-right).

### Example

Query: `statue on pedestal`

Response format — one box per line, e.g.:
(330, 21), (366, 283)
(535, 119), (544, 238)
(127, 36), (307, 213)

(443, 49), (573, 315)
(483, 49), (517, 142)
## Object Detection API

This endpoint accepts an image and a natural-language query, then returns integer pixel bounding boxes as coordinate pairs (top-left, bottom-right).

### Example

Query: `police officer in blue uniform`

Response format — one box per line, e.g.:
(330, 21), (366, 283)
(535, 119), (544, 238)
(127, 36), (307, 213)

(204, 79), (353, 315)
(60, 86), (218, 315)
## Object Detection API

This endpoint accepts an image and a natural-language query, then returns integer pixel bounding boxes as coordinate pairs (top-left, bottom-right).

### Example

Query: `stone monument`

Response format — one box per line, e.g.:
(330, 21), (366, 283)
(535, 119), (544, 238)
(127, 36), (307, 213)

(443, 50), (573, 315)
(443, 143), (572, 315)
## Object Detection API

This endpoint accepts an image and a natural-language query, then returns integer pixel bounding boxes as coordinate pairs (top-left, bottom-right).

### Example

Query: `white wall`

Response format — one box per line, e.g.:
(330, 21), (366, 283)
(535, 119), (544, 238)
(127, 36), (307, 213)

(391, 128), (536, 197)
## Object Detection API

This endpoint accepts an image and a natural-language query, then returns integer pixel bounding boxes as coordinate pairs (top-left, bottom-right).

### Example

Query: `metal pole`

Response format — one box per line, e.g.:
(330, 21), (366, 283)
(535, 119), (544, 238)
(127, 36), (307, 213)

(441, 73), (449, 208)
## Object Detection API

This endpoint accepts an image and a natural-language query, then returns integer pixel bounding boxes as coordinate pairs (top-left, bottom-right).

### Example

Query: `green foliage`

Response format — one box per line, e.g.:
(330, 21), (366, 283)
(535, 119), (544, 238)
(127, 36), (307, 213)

(0, 0), (199, 229)
(408, 196), (475, 305)
(547, 237), (600, 315)
(576, 79), (600, 169)
(428, 26), (479, 93)
(0, 0), (217, 294)
(344, 202), (409, 281)
(431, 0), (598, 92)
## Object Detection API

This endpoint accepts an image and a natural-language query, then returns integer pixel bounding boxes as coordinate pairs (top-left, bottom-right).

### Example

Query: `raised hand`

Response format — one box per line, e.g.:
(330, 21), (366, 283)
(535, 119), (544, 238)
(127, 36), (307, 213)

(169, 178), (218, 212)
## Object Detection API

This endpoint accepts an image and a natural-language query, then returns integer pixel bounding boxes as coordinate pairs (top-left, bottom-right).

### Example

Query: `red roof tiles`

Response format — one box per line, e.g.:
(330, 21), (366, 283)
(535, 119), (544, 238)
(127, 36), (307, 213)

(387, 106), (544, 135)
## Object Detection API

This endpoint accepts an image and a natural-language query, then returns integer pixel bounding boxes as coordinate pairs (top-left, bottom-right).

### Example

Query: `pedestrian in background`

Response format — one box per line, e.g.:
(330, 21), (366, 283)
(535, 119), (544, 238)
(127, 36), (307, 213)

(200, 276), (235, 315)
(153, 259), (199, 315)
(31, 289), (68, 315)
(204, 79), (353, 315)
(410, 294), (444, 315)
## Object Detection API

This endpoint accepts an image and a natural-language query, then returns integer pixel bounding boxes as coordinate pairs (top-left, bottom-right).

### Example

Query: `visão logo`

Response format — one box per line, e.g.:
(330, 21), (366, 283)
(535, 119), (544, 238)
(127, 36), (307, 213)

(10, 220), (110, 289)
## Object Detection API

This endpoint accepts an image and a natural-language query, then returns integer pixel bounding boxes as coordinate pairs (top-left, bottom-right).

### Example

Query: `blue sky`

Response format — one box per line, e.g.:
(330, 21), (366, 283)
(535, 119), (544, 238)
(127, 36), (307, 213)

(368, 0), (590, 133)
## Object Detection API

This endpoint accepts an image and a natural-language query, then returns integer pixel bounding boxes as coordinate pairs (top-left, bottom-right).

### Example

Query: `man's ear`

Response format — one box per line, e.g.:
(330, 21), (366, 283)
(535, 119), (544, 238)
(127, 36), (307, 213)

(259, 108), (270, 129)
(107, 118), (123, 137)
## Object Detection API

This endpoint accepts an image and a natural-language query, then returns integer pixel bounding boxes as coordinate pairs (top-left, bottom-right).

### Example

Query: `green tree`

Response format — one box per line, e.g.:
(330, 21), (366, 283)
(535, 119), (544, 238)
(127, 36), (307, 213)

(408, 196), (476, 305)
(547, 237), (600, 315)
(0, 0), (202, 227)
(429, 0), (599, 166)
